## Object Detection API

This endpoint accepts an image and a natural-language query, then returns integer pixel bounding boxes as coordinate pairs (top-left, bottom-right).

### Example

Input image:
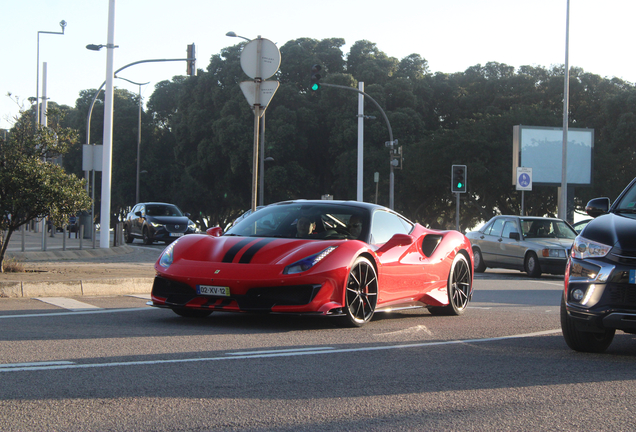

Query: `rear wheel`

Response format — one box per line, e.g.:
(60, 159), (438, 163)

(560, 296), (614, 353)
(429, 253), (471, 316)
(172, 308), (213, 318)
(525, 252), (541, 278)
(341, 257), (378, 327)
(473, 248), (486, 273)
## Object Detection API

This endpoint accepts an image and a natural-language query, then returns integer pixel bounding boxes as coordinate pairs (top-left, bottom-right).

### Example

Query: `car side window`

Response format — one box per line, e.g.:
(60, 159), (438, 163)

(481, 220), (494, 235)
(489, 218), (505, 237)
(502, 221), (518, 238)
(370, 211), (411, 245)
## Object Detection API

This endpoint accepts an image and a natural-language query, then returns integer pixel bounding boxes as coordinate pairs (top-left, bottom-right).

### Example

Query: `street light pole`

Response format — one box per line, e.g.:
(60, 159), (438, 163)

(116, 76), (149, 203)
(36, 20), (66, 127)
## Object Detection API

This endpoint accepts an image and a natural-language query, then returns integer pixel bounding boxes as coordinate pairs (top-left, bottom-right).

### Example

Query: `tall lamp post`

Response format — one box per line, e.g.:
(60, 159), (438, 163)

(116, 76), (149, 203)
(36, 20), (66, 126)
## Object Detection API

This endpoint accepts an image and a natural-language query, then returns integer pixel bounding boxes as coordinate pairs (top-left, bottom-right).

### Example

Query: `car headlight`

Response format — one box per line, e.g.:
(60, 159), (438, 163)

(159, 240), (177, 269)
(542, 248), (567, 258)
(572, 236), (612, 260)
(188, 220), (197, 232)
(283, 246), (337, 275)
(150, 222), (163, 228)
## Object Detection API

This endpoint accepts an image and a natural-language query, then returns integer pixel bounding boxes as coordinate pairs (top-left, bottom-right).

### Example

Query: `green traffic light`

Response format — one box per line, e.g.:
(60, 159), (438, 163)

(311, 83), (320, 91)
(457, 183), (463, 188)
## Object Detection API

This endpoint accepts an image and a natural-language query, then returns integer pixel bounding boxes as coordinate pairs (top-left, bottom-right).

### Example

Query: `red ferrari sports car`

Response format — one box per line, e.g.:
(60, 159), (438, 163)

(149, 200), (474, 326)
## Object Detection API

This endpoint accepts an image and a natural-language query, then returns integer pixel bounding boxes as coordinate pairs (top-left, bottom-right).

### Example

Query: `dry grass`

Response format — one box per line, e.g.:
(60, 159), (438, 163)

(2, 257), (25, 273)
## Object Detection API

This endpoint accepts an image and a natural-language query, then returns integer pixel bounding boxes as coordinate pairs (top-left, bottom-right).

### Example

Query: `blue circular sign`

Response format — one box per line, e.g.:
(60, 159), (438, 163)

(519, 173), (530, 187)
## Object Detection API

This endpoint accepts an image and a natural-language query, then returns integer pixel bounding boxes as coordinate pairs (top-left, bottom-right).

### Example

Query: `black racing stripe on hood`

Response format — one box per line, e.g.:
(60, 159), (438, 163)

(238, 238), (276, 263)
(222, 238), (254, 263)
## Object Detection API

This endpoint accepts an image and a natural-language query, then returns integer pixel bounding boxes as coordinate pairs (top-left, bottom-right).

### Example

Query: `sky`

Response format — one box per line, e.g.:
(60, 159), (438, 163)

(2, 0), (635, 131)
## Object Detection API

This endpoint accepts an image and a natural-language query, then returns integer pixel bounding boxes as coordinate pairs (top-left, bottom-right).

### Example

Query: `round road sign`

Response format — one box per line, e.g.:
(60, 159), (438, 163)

(240, 38), (280, 80)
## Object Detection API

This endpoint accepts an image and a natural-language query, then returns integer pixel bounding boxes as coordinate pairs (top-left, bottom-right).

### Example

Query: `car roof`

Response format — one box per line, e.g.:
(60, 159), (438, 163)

(268, 199), (394, 213)
(492, 215), (565, 221)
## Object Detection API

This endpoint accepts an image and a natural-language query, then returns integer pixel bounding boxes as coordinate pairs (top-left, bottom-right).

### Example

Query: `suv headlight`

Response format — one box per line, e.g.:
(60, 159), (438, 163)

(150, 222), (163, 228)
(572, 236), (612, 260)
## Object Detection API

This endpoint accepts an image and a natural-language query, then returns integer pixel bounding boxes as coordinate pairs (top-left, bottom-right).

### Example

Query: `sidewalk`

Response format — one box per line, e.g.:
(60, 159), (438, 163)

(0, 228), (161, 299)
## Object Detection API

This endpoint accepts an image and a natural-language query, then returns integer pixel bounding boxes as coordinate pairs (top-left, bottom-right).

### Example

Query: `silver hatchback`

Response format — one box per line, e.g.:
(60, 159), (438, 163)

(466, 216), (577, 277)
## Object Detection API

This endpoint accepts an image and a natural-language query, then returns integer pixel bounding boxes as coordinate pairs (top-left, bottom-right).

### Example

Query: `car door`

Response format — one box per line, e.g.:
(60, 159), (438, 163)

(369, 210), (419, 303)
(499, 219), (525, 268)
(478, 217), (506, 266)
(133, 204), (145, 236)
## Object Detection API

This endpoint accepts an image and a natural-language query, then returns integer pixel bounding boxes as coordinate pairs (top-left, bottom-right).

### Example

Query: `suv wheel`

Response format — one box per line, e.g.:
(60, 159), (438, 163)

(560, 296), (615, 353)
(143, 227), (153, 245)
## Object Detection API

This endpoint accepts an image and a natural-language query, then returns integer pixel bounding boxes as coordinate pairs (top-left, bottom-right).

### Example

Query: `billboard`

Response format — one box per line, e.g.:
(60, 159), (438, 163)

(512, 125), (593, 186)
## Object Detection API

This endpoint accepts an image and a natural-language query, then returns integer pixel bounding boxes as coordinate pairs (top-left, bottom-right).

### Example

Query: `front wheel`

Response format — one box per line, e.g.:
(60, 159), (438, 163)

(525, 252), (541, 278)
(429, 253), (471, 316)
(341, 257), (378, 327)
(560, 296), (614, 353)
(124, 226), (134, 243)
(143, 227), (153, 245)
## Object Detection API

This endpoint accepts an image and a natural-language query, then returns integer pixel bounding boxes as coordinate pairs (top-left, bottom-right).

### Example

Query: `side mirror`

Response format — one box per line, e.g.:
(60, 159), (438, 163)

(185, 212), (191, 217)
(206, 227), (223, 237)
(135, 211), (142, 217)
(509, 232), (520, 241)
(586, 197), (610, 218)
(376, 233), (414, 255)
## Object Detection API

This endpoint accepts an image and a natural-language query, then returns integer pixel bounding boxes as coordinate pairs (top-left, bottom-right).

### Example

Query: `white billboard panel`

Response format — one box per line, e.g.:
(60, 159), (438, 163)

(512, 126), (593, 186)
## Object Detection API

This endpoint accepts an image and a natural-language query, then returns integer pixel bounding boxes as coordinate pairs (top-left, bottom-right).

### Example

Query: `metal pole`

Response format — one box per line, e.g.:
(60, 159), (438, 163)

(258, 114), (266, 206)
(251, 37), (263, 213)
(36, 22), (65, 127)
(559, 0), (570, 221)
(521, 191), (525, 216)
(136, 83), (141, 203)
(99, 0), (116, 249)
(357, 82), (364, 202)
(455, 193), (460, 231)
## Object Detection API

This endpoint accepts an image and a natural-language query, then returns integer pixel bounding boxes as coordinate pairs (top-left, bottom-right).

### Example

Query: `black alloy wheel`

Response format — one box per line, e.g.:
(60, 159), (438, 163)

(143, 227), (153, 245)
(124, 226), (134, 243)
(429, 253), (471, 316)
(342, 257), (378, 327)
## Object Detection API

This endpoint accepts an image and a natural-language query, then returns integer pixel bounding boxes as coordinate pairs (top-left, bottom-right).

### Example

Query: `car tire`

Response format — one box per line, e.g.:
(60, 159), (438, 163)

(429, 253), (471, 316)
(525, 252), (542, 278)
(473, 248), (486, 273)
(340, 257), (378, 327)
(172, 307), (213, 318)
(143, 227), (153, 245)
(560, 296), (614, 353)
(124, 226), (134, 243)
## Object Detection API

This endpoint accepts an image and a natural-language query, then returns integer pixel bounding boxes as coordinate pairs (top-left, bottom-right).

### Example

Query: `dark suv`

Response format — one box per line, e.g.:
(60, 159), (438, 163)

(124, 202), (198, 245)
(561, 177), (636, 352)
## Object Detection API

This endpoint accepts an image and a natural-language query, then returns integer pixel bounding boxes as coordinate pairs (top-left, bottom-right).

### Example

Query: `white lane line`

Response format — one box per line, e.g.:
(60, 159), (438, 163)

(0, 307), (153, 319)
(128, 294), (151, 300)
(35, 297), (101, 311)
(1, 361), (75, 368)
(376, 325), (433, 337)
(227, 347), (335, 356)
(0, 329), (562, 373)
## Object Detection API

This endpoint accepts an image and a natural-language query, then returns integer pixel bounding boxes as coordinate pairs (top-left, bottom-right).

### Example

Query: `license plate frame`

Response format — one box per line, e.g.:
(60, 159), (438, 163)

(169, 233), (185, 237)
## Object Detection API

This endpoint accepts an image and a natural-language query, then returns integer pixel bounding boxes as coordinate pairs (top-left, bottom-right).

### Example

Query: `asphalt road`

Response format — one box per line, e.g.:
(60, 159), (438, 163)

(1, 271), (635, 431)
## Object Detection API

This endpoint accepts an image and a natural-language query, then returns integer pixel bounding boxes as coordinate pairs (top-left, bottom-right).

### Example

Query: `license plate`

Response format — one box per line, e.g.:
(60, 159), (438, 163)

(170, 233), (184, 237)
(197, 285), (230, 297)
(630, 270), (636, 284)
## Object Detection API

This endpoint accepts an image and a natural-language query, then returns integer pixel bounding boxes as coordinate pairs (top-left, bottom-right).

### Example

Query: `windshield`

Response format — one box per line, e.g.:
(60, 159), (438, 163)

(146, 204), (184, 217)
(225, 203), (370, 241)
(520, 218), (577, 240)
(615, 181), (636, 212)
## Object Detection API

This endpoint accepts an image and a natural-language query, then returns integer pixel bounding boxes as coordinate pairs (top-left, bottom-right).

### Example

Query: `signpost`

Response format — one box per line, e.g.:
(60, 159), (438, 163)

(516, 167), (533, 216)
(239, 37), (280, 212)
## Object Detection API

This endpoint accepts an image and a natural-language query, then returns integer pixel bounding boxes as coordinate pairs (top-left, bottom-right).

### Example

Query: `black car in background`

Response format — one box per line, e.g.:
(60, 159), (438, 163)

(562, 177), (636, 352)
(124, 202), (198, 245)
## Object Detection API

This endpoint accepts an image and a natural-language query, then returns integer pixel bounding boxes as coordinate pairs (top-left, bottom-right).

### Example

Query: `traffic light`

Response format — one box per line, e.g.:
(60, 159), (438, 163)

(187, 43), (196, 76)
(451, 165), (467, 193)
(310, 64), (322, 91)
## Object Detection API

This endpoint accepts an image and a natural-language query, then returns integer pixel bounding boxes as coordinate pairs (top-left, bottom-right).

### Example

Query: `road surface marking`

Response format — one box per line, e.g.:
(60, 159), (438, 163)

(35, 297), (101, 311)
(0, 307), (152, 319)
(0, 329), (562, 373)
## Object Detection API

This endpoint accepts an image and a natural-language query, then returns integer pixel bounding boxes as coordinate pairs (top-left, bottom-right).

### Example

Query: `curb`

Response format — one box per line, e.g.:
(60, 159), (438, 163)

(6, 245), (136, 262)
(0, 277), (154, 298)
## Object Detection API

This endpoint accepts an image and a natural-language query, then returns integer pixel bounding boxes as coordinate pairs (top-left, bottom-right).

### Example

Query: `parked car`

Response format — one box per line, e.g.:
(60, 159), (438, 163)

(148, 200), (474, 326)
(571, 218), (592, 234)
(561, 177), (636, 353)
(466, 215), (577, 277)
(123, 202), (198, 245)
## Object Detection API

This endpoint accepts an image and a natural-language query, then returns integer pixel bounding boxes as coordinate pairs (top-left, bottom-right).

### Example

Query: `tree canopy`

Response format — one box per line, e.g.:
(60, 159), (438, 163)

(40, 37), (635, 231)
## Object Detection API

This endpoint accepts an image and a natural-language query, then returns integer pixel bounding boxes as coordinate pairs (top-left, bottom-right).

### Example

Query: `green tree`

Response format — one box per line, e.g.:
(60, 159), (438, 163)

(0, 111), (91, 272)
